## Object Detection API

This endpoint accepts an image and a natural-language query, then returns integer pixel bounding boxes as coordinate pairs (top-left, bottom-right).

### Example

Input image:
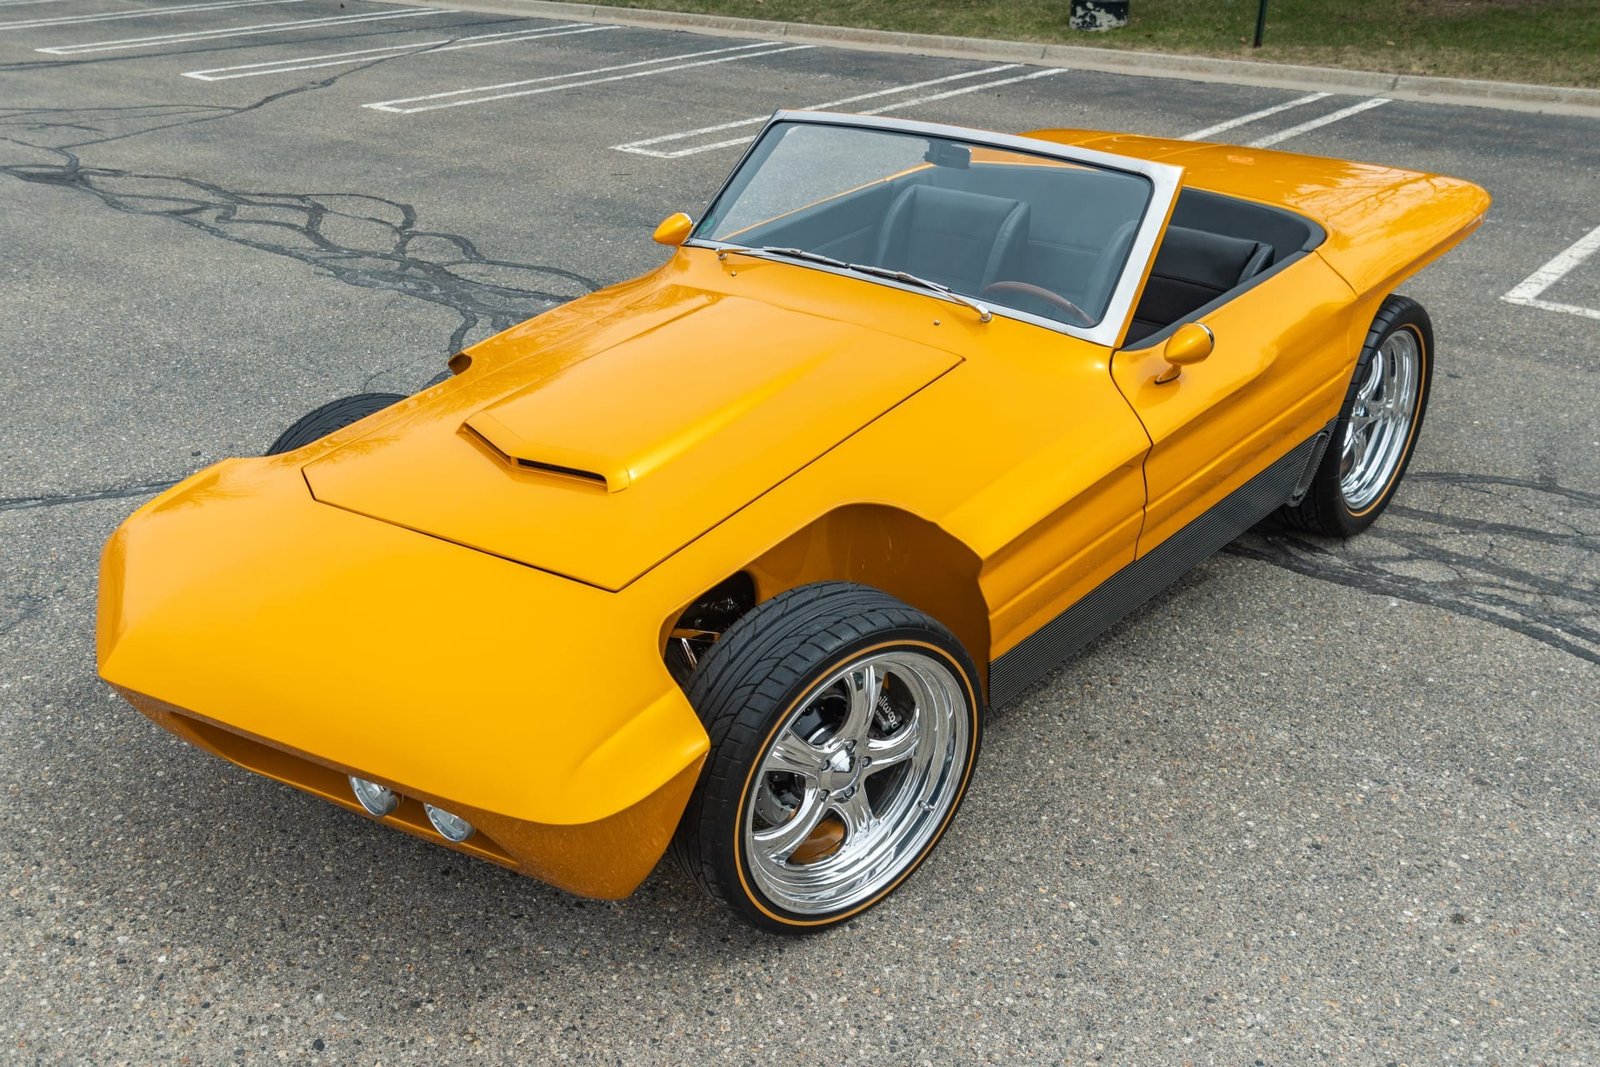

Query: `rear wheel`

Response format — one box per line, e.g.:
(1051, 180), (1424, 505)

(672, 582), (983, 932)
(1281, 295), (1432, 537)
(265, 392), (406, 456)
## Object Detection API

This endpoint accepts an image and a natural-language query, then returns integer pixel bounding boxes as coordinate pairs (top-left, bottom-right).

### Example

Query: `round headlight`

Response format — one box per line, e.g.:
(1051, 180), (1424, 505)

(425, 804), (475, 842)
(349, 776), (398, 817)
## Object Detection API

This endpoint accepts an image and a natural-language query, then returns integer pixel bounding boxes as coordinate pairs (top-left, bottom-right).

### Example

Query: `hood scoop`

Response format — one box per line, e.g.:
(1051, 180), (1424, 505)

(464, 413), (623, 492)
(305, 293), (962, 590)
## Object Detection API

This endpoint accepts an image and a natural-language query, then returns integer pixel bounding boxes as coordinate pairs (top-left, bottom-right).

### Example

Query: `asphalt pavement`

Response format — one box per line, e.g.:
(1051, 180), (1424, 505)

(2, 2), (1597, 1063)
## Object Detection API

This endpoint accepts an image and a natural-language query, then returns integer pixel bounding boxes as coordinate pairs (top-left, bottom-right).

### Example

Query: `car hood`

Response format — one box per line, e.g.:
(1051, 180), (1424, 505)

(305, 288), (962, 590)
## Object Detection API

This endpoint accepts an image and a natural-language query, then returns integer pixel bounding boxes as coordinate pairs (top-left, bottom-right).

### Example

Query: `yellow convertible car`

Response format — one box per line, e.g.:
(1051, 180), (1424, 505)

(98, 112), (1488, 931)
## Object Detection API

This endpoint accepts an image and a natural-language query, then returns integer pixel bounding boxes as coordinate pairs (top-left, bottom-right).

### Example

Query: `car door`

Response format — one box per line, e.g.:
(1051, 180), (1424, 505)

(1110, 238), (1357, 555)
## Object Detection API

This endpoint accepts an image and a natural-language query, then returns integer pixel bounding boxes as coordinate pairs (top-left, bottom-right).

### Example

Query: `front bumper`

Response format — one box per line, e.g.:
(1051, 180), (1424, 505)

(117, 688), (699, 897)
(98, 457), (709, 899)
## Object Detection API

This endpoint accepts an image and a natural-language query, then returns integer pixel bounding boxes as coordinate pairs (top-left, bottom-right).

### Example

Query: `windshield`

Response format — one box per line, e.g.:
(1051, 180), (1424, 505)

(695, 120), (1154, 329)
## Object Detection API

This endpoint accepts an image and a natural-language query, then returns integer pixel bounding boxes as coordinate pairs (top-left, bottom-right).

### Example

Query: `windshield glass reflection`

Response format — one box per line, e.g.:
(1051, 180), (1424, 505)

(697, 122), (1153, 328)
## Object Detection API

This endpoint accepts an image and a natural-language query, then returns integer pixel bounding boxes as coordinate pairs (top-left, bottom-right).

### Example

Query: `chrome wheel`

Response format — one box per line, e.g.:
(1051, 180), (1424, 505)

(1339, 326), (1422, 512)
(743, 649), (970, 917)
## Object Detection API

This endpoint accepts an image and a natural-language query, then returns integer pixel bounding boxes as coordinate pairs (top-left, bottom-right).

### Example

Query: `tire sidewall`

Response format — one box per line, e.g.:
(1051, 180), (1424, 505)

(680, 586), (984, 933)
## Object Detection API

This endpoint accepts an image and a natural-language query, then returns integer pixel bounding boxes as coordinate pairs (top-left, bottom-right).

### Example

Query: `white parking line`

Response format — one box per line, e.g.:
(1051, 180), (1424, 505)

(0, 0), (85, 8)
(861, 67), (1061, 115)
(181, 21), (610, 80)
(1181, 92), (1329, 141)
(615, 65), (1061, 158)
(1502, 224), (1600, 322)
(1247, 97), (1390, 147)
(615, 65), (1022, 157)
(0, 0), (303, 31)
(365, 40), (811, 114)
(36, 6), (441, 55)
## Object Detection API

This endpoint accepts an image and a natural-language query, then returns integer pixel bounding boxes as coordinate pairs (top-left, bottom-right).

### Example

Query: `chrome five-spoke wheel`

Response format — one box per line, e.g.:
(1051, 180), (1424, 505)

(672, 582), (983, 932)
(1339, 325), (1421, 512)
(744, 650), (969, 917)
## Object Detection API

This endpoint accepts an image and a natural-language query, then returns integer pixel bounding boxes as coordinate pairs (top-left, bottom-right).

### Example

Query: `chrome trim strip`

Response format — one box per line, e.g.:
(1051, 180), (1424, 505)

(686, 109), (1185, 349)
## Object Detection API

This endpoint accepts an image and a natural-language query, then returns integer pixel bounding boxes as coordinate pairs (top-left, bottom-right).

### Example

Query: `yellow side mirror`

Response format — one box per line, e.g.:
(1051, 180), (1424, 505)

(1154, 322), (1214, 384)
(652, 212), (694, 247)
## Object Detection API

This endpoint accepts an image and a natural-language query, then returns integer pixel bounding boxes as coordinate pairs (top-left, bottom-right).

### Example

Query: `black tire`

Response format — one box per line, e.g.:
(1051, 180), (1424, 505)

(264, 392), (406, 456)
(1279, 295), (1433, 537)
(671, 582), (983, 933)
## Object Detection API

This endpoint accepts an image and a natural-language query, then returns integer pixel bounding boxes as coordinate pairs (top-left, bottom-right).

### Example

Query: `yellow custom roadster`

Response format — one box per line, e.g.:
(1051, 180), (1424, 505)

(98, 112), (1488, 931)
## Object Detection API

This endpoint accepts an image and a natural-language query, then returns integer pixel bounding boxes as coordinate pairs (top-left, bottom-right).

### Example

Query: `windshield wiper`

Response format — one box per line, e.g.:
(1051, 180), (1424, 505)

(842, 262), (992, 323)
(717, 245), (852, 271)
(716, 245), (992, 323)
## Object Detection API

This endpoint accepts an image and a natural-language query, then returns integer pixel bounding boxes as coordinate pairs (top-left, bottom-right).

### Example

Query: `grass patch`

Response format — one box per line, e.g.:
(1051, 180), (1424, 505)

(601, 0), (1600, 87)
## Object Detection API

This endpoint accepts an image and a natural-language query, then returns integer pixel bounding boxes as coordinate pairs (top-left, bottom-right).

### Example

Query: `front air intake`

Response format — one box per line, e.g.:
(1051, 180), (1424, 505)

(462, 423), (614, 490)
(515, 458), (608, 487)
(461, 416), (628, 492)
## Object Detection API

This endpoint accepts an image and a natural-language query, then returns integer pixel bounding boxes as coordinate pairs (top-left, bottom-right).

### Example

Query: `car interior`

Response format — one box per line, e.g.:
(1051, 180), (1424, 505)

(723, 157), (1324, 344)
(1123, 188), (1325, 347)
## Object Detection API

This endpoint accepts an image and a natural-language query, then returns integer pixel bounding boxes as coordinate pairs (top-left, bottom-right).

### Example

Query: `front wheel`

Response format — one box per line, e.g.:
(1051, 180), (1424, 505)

(671, 582), (983, 933)
(1280, 295), (1433, 537)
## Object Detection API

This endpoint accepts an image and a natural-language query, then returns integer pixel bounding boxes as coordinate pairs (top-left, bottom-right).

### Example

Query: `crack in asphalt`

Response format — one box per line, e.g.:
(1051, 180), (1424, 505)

(1230, 473), (1599, 665)
(3, 145), (600, 353)
(0, 480), (182, 513)
(0, 60), (374, 151)
(2, 34), (603, 353)
(0, 592), (52, 638)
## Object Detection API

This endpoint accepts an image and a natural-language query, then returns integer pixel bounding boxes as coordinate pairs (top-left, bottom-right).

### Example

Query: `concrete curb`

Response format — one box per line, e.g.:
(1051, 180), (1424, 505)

(386, 0), (1600, 118)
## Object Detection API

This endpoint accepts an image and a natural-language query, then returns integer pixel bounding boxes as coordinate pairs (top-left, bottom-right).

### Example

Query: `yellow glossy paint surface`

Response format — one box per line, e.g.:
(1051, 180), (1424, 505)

(98, 126), (1486, 900)
(1024, 129), (1490, 552)
(98, 456), (711, 894)
(652, 211), (694, 246)
(117, 687), (700, 897)
(306, 283), (962, 590)
(1164, 323), (1215, 368)
(1116, 252), (1356, 549)
(1028, 128), (1490, 298)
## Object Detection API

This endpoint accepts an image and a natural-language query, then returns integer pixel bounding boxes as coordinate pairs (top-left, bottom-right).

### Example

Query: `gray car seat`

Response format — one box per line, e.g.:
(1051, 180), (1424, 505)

(874, 184), (1031, 295)
(1125, 225), (1274, 345)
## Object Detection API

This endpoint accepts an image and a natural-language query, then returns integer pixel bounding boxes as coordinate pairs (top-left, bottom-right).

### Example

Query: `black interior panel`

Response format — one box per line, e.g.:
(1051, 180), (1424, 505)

(1120, 189), (1326, 346)
(1125, 226), (1275, 345)
(1169, 188), (1324, 260)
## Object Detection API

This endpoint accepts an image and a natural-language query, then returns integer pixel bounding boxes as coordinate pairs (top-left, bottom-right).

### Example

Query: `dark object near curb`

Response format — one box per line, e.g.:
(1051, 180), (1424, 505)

(1070, 0), (1128, 31)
